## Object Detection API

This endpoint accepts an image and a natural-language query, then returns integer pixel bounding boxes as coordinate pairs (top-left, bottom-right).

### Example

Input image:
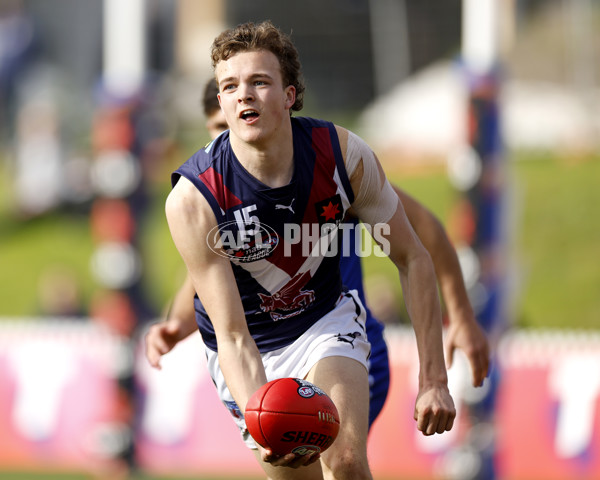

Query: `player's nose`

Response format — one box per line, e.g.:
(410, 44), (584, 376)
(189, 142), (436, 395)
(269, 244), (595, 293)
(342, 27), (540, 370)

(237, 83), (255, 103)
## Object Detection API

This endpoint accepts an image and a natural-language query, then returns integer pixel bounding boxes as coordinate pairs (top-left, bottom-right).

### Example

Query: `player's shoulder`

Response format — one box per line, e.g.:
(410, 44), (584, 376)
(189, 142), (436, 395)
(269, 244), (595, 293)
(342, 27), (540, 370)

(291, 116), (342, 140)
(334, 125), (349, 155)
(167, 176), (199, 211)
(332, 125), (372, 168)
(291, 117), (369, 164)
(172, 131), (228, 185)
(165, 181), (220, 249)
(166, 176), (213, 225)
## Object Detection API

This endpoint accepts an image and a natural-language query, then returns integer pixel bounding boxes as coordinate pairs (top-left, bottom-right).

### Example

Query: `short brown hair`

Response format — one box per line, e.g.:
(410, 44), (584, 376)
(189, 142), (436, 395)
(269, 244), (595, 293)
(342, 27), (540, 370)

(211, 20), (305, 112)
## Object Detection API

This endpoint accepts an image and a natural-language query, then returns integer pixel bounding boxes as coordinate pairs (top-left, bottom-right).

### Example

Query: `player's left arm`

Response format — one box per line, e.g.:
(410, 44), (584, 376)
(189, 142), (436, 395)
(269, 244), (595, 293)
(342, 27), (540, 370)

(337, 126), (455, 436)
(395, 188), (490, 387)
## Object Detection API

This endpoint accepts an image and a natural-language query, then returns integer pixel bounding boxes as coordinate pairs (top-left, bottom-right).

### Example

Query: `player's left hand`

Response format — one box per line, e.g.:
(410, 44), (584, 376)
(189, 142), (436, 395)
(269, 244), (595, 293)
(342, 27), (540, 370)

(444, 316), (490, 387)
(258, 444), (320, 469)
(414, 385), (456, 436)
(145, 319), (186, 369)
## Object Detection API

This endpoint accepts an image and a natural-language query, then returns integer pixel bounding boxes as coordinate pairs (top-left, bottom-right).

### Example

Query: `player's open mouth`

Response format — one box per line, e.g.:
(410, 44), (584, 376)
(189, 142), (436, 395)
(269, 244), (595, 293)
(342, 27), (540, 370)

(240, 109), (260, 123)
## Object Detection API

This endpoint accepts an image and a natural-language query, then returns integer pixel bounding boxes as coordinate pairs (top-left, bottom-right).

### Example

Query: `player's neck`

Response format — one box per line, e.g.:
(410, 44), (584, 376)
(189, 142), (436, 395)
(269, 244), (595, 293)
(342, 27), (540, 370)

(230, 124), (294, 188)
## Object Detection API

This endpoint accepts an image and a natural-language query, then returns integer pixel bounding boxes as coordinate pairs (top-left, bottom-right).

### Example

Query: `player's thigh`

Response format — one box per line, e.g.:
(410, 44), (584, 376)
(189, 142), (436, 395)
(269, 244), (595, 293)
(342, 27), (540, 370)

(251, 450), (324, 480)
(305, 355), (370, 457)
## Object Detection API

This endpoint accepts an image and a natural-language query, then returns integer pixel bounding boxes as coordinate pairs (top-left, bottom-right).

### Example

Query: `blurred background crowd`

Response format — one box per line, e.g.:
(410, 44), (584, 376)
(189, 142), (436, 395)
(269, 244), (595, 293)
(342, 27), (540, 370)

(0, 1), (599, 479)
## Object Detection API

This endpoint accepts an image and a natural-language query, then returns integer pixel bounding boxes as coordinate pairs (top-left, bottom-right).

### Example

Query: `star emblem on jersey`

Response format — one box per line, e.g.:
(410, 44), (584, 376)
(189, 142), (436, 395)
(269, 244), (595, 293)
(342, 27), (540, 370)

(321, 201), (339, 221)
(315, 194), (343, 228)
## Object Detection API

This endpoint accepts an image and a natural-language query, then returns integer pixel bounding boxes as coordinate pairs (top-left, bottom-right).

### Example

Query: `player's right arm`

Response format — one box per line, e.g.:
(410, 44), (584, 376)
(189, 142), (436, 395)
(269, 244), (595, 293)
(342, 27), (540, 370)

(165, 177), (267, 411)
(338, 126), (455, 436)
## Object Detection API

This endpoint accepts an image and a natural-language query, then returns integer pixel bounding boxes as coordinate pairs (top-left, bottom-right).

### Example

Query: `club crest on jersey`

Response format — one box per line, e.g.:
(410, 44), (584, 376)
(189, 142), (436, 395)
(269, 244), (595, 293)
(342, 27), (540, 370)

(258, 271), (315, 321)
(206, 219), (279, 262)
(315, 194), (343, 229)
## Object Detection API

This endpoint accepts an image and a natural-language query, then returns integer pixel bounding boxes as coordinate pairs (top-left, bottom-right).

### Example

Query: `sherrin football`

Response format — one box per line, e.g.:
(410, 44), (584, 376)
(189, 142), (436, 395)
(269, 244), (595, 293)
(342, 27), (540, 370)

(245, 378), (340, 457)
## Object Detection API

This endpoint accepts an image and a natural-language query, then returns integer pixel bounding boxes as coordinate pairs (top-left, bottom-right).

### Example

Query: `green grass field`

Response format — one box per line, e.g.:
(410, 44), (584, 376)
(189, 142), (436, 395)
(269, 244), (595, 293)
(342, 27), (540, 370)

(510, 154), (600, 329)
(1, 152), (599, 329)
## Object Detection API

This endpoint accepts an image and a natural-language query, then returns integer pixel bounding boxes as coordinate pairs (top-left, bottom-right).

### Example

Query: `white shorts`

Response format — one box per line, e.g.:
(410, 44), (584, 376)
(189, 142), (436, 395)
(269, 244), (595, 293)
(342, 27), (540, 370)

(206, 289), (371, 449)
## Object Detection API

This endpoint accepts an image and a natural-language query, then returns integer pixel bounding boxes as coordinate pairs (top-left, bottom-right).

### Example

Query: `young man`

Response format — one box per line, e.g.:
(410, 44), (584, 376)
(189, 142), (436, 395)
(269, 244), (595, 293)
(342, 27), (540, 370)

(146, 79), (488, 427)
(163, 21), (481, 479)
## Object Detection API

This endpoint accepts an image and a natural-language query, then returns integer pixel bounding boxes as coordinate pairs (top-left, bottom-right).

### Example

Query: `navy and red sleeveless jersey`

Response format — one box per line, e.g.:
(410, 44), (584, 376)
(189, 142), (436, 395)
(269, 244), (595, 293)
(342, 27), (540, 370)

(172, 117), (355, 352)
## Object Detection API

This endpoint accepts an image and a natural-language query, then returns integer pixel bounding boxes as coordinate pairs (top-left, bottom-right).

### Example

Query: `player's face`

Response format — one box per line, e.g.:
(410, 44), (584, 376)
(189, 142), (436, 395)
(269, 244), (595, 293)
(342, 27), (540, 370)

(205, 108), (228, 140)
(215, 50), (295, 147)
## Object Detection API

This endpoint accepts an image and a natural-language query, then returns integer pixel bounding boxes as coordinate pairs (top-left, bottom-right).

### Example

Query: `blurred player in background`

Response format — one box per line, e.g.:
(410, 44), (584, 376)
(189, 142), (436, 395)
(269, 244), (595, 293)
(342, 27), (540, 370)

(148, 21), (488, 479)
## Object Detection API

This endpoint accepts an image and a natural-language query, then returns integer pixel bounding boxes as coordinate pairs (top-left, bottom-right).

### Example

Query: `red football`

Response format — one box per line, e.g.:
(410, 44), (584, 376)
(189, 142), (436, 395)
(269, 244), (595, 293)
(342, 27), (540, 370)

(245, 378), (340, 457)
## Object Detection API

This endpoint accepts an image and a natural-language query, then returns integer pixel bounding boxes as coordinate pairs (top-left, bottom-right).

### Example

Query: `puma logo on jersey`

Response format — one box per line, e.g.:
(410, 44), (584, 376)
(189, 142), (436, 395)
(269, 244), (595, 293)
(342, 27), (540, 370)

(275, 198), (295, 214)
(335, 331), (362, 349)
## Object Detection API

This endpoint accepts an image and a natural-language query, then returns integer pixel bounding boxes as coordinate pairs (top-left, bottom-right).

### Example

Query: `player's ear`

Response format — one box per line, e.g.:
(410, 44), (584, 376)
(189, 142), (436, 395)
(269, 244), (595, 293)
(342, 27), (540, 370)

(284, 85), (296, 110)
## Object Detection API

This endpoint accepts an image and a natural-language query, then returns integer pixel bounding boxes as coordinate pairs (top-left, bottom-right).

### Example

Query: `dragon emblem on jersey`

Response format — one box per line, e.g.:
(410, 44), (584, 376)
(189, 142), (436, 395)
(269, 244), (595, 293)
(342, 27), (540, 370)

(258, 271), (315, 321)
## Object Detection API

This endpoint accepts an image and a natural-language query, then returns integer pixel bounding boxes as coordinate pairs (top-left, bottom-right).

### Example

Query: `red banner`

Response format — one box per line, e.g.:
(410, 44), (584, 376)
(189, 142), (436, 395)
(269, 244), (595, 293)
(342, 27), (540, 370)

(0, 321), (129, 474)
(1, 322), (599, 479)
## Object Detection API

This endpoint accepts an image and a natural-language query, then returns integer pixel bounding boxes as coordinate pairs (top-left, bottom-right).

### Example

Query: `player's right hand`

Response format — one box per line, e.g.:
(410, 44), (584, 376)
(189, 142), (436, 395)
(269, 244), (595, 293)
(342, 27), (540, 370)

(414, 385), (456, 436)
(144, 320), (184, 369)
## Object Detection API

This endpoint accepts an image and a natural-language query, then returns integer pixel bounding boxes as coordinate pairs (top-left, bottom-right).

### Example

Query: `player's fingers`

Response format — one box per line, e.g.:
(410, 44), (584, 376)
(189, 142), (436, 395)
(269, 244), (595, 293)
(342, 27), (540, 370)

(145, 328), (174, 368)
(426, 407), (444, 436)
(471, 350), (490, 387)
(468, 353), (483, 386)
(282, 453), (301, 468)
(426, 417), (438, 436)
(269, 452), (312, 469)
(476, 357), (489, 387)
(149, 328), (173, 356)
(145, 336), (159, 365)
(435, 418), (446, 434)
(290, 451), (319, 468)
(261, 448), (276, 464)
(445, 409), (456, 432)
(481, 354), (492, 385)
(416, 409), (430, 434)
(305, 451), (320, 465)
(164, 321), (181, 336)
(435, 407), (455, 434)
(145, 349), (162, 369)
